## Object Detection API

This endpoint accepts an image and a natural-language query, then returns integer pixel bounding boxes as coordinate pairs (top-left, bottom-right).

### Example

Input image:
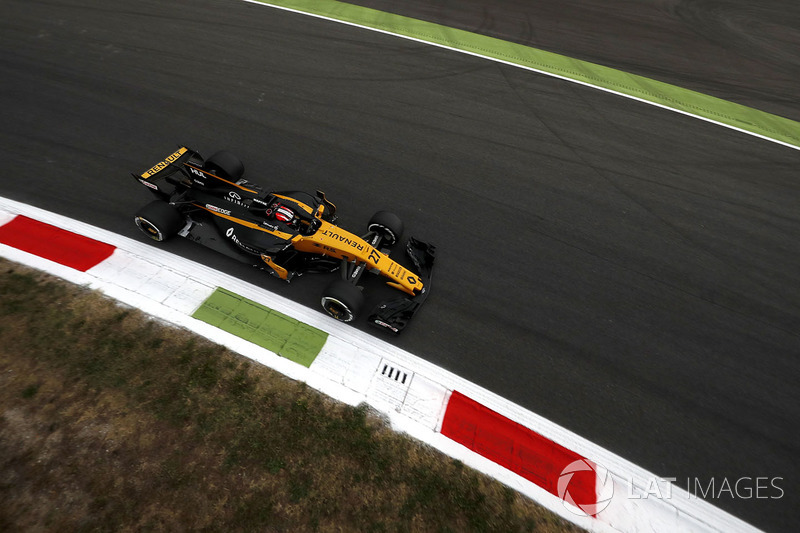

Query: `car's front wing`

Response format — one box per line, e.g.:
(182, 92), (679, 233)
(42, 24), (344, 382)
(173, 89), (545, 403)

(368, 237), (436, 334)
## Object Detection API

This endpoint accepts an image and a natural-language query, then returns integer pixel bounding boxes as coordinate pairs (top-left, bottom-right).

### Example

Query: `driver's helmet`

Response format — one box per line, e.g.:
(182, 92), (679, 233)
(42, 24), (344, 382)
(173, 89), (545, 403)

(266, 203), (295, 224)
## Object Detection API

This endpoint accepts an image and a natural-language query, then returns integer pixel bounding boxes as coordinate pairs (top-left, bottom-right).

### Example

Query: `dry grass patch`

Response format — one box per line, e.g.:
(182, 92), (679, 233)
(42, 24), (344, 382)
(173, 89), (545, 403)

(0, 258), (583, 532)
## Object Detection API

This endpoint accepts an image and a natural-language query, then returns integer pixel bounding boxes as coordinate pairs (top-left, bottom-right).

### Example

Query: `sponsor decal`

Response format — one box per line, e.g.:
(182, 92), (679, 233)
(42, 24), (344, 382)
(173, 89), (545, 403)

(225, 227), (260, 255)
(320, 229), (365, 251)
(350, 263), (364, 280)
(141, 147), (186, 178)
(374, 319), (399, 333)
(187, 166), (205, 178)
(224, 191), (248, 208)
(205, 204), (231, 216)
(387, 262), (406, 278)
(138, 178), (158, 190)
(261, 221), (279, 231)
(312, 243), (341, 255)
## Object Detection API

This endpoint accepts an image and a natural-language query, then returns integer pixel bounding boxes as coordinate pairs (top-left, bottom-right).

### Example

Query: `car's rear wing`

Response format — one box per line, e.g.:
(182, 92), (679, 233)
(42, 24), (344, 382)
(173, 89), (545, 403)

(131, 146), (201, 198)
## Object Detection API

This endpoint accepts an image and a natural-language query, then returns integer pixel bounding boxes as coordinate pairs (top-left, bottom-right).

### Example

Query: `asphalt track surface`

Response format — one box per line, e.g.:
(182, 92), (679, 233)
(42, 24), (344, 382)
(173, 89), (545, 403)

(350, 0), (800, 124)
(1, 1), (798, 531)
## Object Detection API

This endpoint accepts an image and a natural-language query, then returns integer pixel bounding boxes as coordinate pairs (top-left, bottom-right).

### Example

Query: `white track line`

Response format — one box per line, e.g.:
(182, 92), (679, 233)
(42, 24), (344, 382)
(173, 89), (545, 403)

(243, 0), (799, 152)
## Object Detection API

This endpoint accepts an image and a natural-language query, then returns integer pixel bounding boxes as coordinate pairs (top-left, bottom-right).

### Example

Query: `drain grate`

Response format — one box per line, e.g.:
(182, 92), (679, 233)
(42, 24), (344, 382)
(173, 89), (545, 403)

(381, 363), (408, 384)
(369, 359), (415, 411)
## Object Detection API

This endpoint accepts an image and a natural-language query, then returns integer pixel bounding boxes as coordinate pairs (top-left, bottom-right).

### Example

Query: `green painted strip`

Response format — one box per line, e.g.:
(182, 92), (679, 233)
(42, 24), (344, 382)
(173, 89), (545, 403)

(251, 0), (800, 148)
(193, 287), (327, 367)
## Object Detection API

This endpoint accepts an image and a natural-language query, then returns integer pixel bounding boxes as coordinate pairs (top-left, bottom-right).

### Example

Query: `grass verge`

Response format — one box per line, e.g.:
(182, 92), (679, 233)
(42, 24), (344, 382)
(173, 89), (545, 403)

(0, 258), (582, 532)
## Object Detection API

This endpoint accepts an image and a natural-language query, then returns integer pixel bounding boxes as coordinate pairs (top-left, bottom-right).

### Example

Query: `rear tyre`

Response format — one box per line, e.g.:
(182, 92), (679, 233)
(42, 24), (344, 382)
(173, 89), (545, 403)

(320, 279), (364, 323)
(204, 150), (244, 180)
(368, 210), (403, 246)
(134, 200), (184, 242)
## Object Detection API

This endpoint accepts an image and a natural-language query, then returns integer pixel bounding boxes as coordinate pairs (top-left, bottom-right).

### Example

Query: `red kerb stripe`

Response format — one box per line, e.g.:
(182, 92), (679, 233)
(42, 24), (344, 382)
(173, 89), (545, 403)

(0, 215), (115, 272)
(440, 391), (597, 508)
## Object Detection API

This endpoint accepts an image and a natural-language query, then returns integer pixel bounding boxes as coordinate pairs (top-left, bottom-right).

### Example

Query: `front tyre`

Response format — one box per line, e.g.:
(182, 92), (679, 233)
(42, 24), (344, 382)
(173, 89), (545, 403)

(320, 279), (364, 323)
(134, 200), (184, 242)
(368, 210), (403, 246)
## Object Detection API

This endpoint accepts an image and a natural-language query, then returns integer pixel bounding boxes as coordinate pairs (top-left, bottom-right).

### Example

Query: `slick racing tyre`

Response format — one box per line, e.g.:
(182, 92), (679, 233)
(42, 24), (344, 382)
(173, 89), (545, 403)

(368, 210), (403, 246)
(204, 150), (244, 180)
(134, 200), (184, 242)
(320, 279), (364, 323)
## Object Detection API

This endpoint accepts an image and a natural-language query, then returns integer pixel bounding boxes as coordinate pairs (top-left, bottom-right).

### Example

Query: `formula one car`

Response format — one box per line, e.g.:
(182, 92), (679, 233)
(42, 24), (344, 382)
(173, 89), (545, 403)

(130, 146), (434, 334)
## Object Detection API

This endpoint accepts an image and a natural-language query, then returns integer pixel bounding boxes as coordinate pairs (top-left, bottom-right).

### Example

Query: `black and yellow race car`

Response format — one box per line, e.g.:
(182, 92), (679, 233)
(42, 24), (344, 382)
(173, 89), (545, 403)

(130, 146), (434, 334)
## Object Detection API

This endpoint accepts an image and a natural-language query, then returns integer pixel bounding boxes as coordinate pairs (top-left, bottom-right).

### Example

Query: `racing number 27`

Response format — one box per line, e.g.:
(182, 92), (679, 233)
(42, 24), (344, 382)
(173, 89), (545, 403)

(368, 249), (380, 265)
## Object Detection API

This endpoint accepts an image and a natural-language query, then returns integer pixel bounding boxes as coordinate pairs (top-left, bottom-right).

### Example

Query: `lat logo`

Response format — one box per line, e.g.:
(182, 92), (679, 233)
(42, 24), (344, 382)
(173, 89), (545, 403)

(557, 459), (614, 516)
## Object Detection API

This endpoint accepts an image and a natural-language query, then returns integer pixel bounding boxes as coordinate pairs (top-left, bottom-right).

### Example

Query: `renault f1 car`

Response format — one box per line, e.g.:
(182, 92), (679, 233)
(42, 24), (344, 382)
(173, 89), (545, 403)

(130, 146), (434, 334)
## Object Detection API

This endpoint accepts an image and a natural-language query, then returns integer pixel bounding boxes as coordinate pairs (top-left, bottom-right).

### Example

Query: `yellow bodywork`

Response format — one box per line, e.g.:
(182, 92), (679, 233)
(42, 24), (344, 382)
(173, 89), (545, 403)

(195, 198), (423, 296)
(292, 219), (422, 296)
